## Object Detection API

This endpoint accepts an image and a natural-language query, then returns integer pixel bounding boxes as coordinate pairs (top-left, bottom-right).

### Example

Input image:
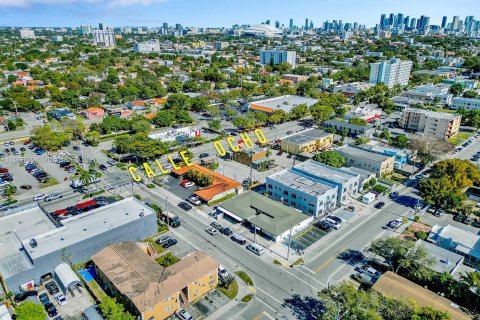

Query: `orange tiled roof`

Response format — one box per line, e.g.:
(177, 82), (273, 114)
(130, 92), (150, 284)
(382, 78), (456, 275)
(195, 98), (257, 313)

(12, 81), (24, 86)
(26, 85), (38, 90)
(144, 113), (156, 119)
(173, 163), (240, 201)
(16, 72), (28, 77)
(150, 98), (166, 103)
(279, 79), (294, 85)
(84, 107), (104, 113)
(249, 104), (273, 113)
(131, 100), (147, 106)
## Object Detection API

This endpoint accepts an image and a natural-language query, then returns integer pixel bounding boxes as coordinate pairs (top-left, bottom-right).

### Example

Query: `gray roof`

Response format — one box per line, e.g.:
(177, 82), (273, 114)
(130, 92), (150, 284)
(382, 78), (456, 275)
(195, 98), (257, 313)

(416, 240), (464, 274)
(0, 203), (56, 240)
(403, 108), (461, 120)
(292, 160), (359, 184)
(268, 169), (338, 197)
(21, 197), (155, 260)
(343, 166), (376, 180)
(219, 192), (311, 236)
(0, 232), (34, 279)
(336, 144), (394, 162)
(281, 128), (331, 145)
(251, 95), (318, 112)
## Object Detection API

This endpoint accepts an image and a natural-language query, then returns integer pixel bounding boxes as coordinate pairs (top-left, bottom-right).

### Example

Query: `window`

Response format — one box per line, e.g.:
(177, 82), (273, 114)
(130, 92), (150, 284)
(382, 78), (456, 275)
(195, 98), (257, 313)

(268, 191), (272, 196)
(291, 201), (296, 206)
(268, 184), (272, 189)
(308, 209), (314, 214)
(292, 194), (297, 199)
(309, 202), (315, 207)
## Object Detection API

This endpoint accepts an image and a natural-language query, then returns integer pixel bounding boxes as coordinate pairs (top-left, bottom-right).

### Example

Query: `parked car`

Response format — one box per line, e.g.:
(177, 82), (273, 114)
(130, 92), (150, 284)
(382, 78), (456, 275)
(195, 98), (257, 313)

(221, 227), (233, 236)
(156, 236), (171, 246)
(39, 292), (50, 306)
(162, 238), (177, 248)
(14, 290), (38, 302)
(45, 281), (59, 295)
(210, 222), (223, 230)
(175, 308), (193, 320)
(323, 217), (342, 230)
(374, 202), (386, 209)
(99, 164), (107, 171)
(389, 192), (399, 199)
(206, 227), (218, 236)
(107, 159), (117, 165)
(44, 302), (58, 318)
(73, 146), (81, 151)
(199, 153), (209, 158)
(0, 168), (9, 173)
(178, 202), (192, 211)
(314, 220), (334, 231)
(33, 193), (47, 201)
(433, 209), (445, 217)
(231, 233), (247, 245)
(187, 195), (201, 205)
(20, 185), (32, 190)
(54, 293), (67, 306)
(59, 161), (71, 168)
(218, 265), (229, 281)
(44, 193), (63, 202)
(180, 180), (195, 188)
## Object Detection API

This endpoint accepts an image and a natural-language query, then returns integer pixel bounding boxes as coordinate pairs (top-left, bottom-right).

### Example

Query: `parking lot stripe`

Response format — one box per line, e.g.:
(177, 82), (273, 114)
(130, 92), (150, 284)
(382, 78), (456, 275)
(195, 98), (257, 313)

(314, 246), (348, 273)
(294, 227), (313, 239)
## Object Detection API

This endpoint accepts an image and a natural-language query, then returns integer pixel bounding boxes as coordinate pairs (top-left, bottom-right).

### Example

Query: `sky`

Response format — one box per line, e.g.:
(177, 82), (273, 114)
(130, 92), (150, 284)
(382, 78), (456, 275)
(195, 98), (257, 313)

(0, 0), (478, 28)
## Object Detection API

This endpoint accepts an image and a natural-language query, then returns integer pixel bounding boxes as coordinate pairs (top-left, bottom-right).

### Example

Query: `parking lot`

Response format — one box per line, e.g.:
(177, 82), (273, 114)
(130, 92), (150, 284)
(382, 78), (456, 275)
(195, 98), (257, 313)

(36, 279), (95, 320)
(157, 230), (196, 259)
(288, 226), (329, 251)
(159, 175), (198, 204)
(182, 290), (231, 320)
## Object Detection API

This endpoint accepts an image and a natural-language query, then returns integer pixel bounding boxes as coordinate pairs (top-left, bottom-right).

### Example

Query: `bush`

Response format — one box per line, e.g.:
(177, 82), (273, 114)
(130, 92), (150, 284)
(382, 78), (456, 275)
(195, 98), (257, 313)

(155, 253), (180, 267)
(14, 301), (46, 320)
(273, 259), (282, 265)
(218, 279), (238, 300)
(373, 184), (388, 194)
(241, 294), (253, 303)
(414, 231), (428, 240)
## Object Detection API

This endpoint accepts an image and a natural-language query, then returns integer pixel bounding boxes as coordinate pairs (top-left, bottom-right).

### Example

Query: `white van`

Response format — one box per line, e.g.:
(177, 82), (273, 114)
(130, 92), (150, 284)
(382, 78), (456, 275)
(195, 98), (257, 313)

(246, 243), (265, 256)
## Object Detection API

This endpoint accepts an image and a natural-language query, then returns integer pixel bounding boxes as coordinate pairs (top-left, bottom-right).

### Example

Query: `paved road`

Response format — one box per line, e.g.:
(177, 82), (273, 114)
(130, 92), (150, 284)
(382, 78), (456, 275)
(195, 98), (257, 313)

(138, 185), (324, 320)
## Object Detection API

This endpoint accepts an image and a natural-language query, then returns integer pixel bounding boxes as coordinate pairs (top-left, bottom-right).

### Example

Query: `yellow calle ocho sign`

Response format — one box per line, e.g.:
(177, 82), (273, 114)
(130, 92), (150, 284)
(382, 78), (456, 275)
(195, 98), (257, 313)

(128, 128), (267, 181)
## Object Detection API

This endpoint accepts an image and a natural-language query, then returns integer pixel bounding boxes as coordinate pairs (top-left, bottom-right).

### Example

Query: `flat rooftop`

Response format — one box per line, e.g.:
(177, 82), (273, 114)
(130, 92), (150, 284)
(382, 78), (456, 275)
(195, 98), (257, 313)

(219, 192), (311, 236)
(0, 232), (34, 279)
(293, 160), (358, 184)
(268, 168), (337, 197)
(0, 203), (56, 240)
(251, 95), (317, 113)
(336, 144), (393, 162)
(403, 108), (461, 120)
(281, 128), (331, 145)
(21, 197), (155, 260)
(416, 240), (463, 274)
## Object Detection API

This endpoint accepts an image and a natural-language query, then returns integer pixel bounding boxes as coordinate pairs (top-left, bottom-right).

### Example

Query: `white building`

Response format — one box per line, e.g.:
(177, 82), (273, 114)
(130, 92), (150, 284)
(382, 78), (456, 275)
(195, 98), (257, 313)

(19, 29), (35, 39)
(243, 24), (283, 38)
(399, 108), (461, 140)
(260, 50), (296, 68)
(134, 39), (160, 53)
(92, 29), (116, 48)
(214, 41), (229, 50)
(403, 83), (452, 105)
(451, 97), (480, 110)
(369, 57), (413, 88)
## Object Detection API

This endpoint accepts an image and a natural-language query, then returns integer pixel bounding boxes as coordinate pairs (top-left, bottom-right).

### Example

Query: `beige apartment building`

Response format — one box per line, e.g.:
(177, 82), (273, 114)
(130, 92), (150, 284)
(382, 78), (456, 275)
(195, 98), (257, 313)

(336, 144), (395, 176)
(399, 108), (461, 140)
(280, 129), (334, 154)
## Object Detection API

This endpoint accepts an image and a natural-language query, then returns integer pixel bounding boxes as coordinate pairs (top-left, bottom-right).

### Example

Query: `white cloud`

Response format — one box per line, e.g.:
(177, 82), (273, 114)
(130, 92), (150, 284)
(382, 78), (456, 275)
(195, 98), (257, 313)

(0, 0), (167, 8)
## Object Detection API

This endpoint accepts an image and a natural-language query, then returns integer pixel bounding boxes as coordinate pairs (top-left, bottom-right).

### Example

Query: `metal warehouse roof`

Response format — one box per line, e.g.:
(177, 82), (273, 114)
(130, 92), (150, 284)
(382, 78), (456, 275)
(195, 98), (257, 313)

(219, 191), (311, 236)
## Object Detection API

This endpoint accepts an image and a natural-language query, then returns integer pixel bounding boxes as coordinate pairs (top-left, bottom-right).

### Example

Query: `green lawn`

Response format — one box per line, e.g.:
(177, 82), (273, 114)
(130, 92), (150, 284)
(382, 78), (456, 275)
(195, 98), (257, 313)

(218, 280), (238, 300)
(155, 253), (180, 267)
(241, 294), (253, 302)
(146, 238), (165, 254)
(449, 132), (472, 145)
(235, 271), (254, 286)
(291, 258), (304, 266)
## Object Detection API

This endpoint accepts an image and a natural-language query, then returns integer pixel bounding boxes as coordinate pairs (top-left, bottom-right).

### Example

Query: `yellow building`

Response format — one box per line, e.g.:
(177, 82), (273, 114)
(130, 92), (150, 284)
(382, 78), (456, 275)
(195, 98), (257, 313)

(191, 41), (206, 48)
(280, 128), (334, 154)
(92, 242), (219, 320)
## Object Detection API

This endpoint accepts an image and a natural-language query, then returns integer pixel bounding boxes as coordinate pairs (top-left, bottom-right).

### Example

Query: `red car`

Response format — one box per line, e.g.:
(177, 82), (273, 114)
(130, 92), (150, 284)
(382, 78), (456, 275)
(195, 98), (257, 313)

(23, 140), (32, 145)
(0, 168), (9, 173)
(180, 180), (195, 188)
(54, 209), (68, 215)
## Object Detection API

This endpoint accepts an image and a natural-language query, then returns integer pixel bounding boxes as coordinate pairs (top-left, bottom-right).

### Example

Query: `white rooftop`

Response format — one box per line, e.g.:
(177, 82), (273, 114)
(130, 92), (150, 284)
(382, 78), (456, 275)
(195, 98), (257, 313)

(0, 203), (56, 240)
(21, 197), (154, 260)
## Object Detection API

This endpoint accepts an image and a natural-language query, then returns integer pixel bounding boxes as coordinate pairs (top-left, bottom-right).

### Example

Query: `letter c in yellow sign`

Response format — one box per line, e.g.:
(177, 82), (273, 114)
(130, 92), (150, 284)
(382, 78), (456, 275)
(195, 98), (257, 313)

(128, 166), (141, 182)
(214, 141), (226, 156)
(227, 137), (239, 152)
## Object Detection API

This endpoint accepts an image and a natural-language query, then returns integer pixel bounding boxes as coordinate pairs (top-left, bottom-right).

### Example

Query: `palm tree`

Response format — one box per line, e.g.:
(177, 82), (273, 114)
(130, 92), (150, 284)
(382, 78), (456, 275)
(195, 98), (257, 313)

(79, 169), (95, 190)
(3, 185), (16, 203)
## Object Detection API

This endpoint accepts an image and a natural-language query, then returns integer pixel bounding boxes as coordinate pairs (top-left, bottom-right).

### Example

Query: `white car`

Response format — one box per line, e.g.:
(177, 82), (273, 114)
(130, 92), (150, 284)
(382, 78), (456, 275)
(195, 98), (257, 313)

(183, 181), (195, 188)
(206, 227), (218, 236)
(175, 308), (193, 320)
(163, 163), (173, 170)
(384, 219), (403, 230)
(33, 194), (47, 201)
(107, 159), (117, 166)
(218, 265), (229, 281)
(44, 193), (62, 202)
(54, 293), (67, 306)
(187, 195), (201, 206)
(0, 181), (9, 187)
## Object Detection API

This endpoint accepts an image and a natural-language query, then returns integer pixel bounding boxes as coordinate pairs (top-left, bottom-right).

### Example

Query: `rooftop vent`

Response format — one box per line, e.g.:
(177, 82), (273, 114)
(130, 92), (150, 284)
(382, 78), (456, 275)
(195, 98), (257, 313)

(29, 239), (37, 248)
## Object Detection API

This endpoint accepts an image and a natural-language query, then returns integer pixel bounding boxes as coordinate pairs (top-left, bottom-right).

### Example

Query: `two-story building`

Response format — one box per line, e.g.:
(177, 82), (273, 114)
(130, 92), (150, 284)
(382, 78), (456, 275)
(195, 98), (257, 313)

(92, 242), (219, 320)
(280, 129), (334, 154)
(336, 144), (395, 176)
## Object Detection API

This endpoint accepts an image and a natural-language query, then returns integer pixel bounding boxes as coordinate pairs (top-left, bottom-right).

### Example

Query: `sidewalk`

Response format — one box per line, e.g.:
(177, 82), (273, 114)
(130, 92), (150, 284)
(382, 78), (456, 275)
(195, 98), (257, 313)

(206, 276), (252, 320)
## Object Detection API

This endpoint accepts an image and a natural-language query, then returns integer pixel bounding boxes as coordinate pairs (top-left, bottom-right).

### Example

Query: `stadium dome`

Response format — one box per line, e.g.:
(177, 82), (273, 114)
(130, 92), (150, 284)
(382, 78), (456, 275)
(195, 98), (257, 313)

(243, 24), (283, 37)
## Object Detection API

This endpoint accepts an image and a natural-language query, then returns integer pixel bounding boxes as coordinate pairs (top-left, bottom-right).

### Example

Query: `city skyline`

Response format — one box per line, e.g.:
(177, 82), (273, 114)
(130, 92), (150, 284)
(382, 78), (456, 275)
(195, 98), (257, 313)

(0, 0), (477, 28)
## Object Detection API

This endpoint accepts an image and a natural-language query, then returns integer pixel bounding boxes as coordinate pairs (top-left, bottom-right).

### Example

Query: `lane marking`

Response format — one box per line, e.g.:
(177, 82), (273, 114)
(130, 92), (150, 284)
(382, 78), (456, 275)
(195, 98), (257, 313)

(315, 246), (348, 273)
(289, 266), (327, 288)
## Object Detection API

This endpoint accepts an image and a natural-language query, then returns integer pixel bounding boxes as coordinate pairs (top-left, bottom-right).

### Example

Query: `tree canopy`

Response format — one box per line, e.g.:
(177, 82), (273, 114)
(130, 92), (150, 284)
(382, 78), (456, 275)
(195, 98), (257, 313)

(313, 151), (346, 168)
(15, 301), (46, 320)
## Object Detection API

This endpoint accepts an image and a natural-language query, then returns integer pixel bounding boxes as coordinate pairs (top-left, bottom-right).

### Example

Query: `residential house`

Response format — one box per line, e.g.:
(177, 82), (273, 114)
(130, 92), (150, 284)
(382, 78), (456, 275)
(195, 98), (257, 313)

(80, 107), (105, 120)
(92, 242), (219, 320)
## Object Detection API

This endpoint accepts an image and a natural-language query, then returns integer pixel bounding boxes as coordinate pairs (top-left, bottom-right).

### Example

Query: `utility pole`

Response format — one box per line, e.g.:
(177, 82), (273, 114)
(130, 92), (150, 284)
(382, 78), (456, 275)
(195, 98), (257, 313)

(249, 162), (253, 189)
(287, 224), (292, 261)
(165, 196), (169, 226)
